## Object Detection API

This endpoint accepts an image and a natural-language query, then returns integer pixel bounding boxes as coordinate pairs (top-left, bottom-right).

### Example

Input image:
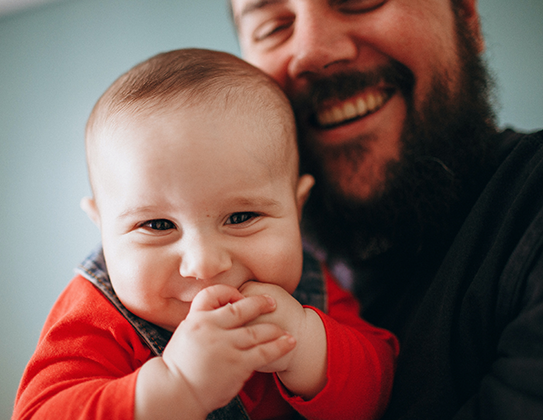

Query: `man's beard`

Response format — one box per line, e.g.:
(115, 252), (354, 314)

(295, 12), (498, 263)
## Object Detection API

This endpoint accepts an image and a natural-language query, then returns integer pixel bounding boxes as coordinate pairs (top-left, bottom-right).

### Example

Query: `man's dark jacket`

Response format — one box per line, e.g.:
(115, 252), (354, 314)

(348, 129), (543, 420)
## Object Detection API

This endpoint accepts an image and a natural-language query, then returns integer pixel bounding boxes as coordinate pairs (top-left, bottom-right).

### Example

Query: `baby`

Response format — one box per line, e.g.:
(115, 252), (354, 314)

(14, 49), (398, 420)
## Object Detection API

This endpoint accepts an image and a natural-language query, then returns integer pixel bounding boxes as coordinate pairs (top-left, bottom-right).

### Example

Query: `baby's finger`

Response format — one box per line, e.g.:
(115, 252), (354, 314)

(190, 284), (245, 312)
(234, 323), (288, 350)
(218, 294), (277, 329)
(248, 333), (296, 370)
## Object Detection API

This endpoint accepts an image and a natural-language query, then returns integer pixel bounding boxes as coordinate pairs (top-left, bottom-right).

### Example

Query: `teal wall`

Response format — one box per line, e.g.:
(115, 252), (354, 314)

(479, 0), (543, 130)
(1, 0), (542, 417)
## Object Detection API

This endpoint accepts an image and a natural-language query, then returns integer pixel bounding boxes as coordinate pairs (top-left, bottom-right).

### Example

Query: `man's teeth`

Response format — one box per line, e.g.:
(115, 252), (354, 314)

(317, 92), (387, 127)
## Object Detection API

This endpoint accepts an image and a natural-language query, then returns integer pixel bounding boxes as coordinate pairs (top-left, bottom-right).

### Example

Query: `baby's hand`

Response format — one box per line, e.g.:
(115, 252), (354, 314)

(161, 284), (295, 415)
(239, 281), (307, 373)
(239, 281), (327, 400)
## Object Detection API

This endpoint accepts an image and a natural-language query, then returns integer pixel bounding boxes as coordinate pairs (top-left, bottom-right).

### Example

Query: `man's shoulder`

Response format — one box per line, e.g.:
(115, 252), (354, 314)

(488, 128), (543, 198)
(497, 128), (543, 163)
(439, 128), (543, 300)
(492, 128), (543, 288)
(459, 128), (543, 304)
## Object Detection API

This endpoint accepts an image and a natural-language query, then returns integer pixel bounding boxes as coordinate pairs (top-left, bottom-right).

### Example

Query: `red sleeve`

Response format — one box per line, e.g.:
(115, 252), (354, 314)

(279, 267), (400, 420)
(13, 276), (154, 420)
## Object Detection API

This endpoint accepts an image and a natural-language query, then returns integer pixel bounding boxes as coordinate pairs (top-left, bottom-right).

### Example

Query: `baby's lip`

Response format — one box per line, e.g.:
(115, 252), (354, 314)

(313, 87), (395, 129)
(178, 281), (253, 303)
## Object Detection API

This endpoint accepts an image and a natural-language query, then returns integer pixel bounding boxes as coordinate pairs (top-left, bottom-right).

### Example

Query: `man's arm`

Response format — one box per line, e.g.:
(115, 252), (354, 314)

(454, 249), (543, 420)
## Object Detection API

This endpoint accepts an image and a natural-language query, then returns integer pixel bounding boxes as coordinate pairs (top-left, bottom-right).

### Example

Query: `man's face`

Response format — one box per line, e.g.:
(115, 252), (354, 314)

(87, 103), (312, 331)
(232, 0), (483, 201)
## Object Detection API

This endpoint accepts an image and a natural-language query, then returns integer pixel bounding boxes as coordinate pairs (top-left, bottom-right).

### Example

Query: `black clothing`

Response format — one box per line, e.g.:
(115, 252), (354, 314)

(347, 129), (543, 419)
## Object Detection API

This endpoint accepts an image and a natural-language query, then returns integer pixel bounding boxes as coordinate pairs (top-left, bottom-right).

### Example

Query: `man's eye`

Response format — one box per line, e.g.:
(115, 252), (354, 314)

(253, 18), (293, 42)
(338, 0), (387, 14)
(226, 212), (258, 225)
(142, 219), (175, 231)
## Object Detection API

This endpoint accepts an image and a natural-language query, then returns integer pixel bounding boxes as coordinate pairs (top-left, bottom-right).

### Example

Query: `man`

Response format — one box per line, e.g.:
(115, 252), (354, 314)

(231, 0), (543, 419)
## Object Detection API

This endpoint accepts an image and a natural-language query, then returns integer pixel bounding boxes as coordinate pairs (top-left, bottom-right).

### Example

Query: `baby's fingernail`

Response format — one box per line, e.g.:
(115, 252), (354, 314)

(264, 295), (275, 307)
(282, 334), (296, 345)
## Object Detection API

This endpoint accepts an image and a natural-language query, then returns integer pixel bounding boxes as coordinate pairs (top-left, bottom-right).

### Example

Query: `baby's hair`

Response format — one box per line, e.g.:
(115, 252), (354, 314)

(87, 48), (292, 137)
(85, 48), (298, 196)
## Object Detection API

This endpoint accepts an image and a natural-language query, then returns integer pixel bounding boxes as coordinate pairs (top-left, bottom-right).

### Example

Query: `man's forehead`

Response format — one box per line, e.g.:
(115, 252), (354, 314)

(233, 0), (351, 16)
(232, 0), (286, 20)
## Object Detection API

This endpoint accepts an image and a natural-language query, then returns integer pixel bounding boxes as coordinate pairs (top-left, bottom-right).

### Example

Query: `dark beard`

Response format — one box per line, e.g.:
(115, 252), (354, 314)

(297, 11), (498, 264)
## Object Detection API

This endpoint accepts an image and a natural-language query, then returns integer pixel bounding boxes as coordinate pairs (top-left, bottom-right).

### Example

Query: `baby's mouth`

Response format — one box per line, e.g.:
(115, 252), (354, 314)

(314, 88), (394, 129)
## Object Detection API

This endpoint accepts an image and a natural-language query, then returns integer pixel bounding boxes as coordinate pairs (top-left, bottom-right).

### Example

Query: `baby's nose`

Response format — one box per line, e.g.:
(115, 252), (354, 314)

(178, 234), (232, 281)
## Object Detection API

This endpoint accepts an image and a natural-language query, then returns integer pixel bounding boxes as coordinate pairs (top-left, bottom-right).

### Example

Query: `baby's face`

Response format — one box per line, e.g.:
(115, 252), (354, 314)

(89, 104), (312, 331)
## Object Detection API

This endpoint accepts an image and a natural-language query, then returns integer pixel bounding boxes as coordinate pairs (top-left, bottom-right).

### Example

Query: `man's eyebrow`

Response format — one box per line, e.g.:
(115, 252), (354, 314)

(236, 0), (286, 21)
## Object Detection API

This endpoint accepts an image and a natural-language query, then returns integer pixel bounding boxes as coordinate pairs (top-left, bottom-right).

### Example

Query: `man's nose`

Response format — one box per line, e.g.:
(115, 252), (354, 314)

(179, 232), (232, 281)
(287, 7), (358, 79)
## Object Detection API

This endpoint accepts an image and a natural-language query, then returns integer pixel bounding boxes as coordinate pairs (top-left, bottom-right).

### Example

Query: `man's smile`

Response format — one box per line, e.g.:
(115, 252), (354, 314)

(315, 88), (395, 129)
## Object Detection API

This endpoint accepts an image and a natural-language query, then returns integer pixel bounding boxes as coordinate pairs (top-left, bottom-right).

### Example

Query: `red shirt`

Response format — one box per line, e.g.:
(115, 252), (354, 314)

(13, 270), (398, 420)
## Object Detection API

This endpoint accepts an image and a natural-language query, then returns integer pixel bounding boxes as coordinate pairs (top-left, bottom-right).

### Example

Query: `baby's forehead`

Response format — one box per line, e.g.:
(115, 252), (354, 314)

(93, 95), (298, 175)
(88, 110), (299, 213)
(88, 77), (298, 191)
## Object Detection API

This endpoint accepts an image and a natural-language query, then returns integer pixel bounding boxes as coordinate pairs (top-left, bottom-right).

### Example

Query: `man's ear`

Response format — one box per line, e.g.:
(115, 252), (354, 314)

(457, 0), (484, 53)
(295, 174), (315, 220)
(80, 197), (101, 228)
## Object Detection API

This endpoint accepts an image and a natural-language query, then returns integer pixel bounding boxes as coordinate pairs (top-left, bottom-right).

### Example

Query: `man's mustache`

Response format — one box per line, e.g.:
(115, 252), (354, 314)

(291, 60), (415, 113)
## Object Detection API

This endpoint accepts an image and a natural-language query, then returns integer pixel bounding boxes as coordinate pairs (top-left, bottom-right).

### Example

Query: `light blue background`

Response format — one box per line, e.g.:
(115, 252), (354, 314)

(1, 1), (542, 417)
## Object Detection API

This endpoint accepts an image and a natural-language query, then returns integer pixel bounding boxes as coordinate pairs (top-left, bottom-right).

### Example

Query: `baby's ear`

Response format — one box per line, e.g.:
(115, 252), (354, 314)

(80, 197), (101, 228)
(295, 174), (315, 220)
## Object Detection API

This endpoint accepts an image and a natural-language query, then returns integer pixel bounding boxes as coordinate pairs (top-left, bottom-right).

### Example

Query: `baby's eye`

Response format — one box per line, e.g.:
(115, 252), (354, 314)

(226, 212), (258, 225)
(142, 219), (175, 231)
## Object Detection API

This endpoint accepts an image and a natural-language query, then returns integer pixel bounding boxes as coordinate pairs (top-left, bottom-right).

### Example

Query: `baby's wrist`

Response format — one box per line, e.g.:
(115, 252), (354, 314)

(277, 308), (327, 399)
(136, 357), (208, 420)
